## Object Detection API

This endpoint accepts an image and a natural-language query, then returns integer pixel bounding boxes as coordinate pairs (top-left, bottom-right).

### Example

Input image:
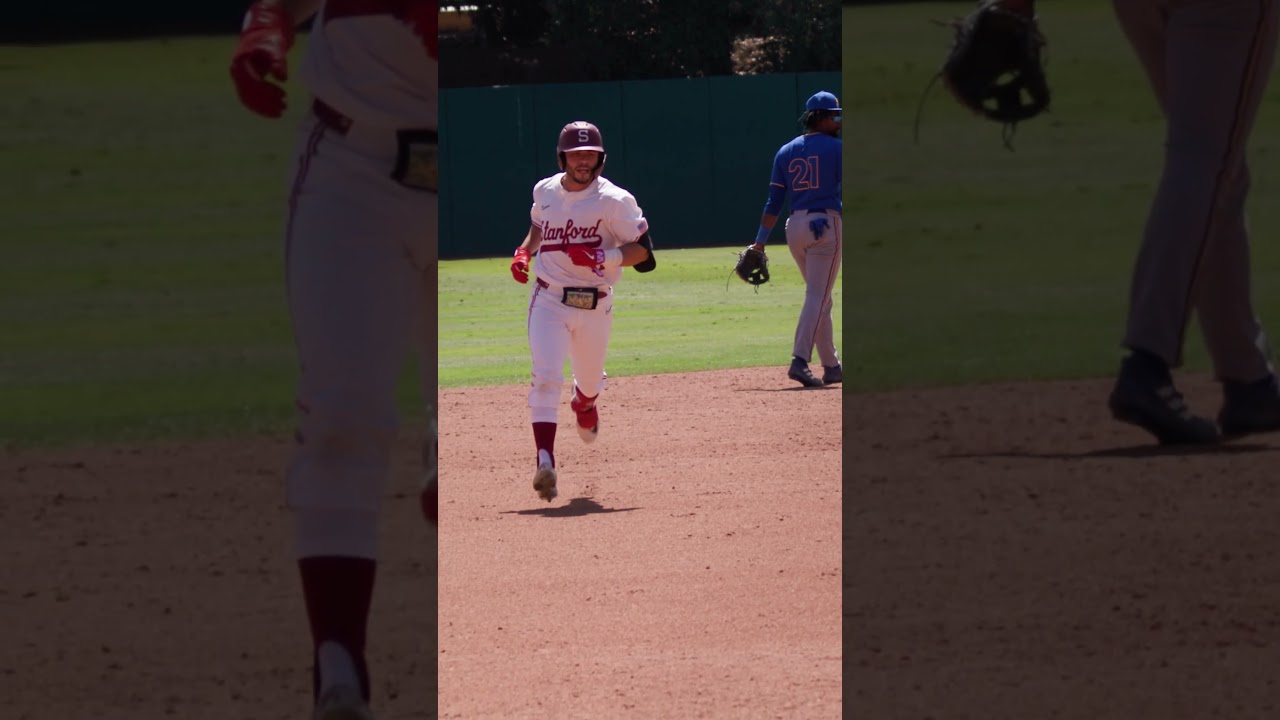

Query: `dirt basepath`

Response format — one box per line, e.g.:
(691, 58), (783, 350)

(847, 374), (1280, 720)
(437, 367), (844, 719)
(0, 365), (841, 720)
(14, 369), (1279, 719)
(1, 432), (437, 720)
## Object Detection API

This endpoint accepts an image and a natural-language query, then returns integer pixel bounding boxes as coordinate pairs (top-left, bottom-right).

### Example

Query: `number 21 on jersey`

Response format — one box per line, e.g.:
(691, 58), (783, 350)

(788, 156), (820, 190)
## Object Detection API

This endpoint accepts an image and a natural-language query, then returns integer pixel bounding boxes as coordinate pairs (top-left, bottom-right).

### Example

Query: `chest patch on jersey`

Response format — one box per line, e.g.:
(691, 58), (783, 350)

(562, 287), (601, 310)
(393, 129), (438, 193)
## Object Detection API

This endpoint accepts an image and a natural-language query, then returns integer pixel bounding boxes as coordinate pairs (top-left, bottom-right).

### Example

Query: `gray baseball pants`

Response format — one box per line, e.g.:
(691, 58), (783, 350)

(785, 208), (842, 368)
(1115, 0), (1278, 382)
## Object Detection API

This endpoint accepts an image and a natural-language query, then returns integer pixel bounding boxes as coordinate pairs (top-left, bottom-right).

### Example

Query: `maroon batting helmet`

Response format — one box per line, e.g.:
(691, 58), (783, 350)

(557, 121), (607, 176)
(558, 121), (605, 153)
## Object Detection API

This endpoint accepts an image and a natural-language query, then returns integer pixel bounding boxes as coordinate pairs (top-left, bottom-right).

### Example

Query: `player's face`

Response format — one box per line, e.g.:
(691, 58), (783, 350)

(827, 114), (841, 138)
(564, 150), (599, 184)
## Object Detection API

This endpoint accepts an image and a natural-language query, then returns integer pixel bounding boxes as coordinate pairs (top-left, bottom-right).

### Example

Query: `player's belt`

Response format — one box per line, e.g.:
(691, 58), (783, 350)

(805, 208), (840, 215)
(312, 97), (438, 193)
(537, 277), (608, 298)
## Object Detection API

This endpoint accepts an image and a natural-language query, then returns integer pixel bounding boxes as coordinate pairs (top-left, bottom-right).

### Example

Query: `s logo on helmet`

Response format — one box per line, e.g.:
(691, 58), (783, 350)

(578, 129), (590, 143)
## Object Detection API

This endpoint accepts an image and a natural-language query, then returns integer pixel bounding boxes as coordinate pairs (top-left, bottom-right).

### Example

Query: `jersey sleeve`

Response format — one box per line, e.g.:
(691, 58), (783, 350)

(763, 146), (788, 216)
(607, 193), (649, 244)
(529, 186), (543, 227)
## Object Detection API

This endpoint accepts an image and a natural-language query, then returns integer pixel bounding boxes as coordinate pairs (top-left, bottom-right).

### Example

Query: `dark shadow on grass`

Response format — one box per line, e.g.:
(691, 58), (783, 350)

(502, 497), (640, 518)
(940, 442), (1277, 461)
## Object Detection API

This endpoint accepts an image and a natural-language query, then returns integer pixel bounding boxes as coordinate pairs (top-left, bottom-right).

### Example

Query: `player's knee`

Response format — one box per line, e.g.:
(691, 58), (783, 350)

(295, 400), (398, 456)
(528, 375), (564, 415)
(530, 370), (563, 394)
(287, 423), (392, 514)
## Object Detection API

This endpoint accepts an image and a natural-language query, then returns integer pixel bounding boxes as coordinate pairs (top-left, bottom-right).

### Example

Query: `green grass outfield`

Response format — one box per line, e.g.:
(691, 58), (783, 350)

(439, 248), (842, 387)
(0, 36), (840, 449)
(1, 37), (307, 449)
(844, 0), (1280, 390)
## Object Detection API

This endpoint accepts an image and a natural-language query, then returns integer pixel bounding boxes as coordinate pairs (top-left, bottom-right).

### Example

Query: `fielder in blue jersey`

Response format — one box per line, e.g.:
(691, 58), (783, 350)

(750, 90), (843, 388)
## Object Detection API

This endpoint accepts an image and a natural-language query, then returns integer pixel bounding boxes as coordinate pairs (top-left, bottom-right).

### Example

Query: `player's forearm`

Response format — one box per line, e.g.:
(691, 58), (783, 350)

(520, 225), (543, 253)
(753, 213), (779, 246)
(616, 242), (650, 268)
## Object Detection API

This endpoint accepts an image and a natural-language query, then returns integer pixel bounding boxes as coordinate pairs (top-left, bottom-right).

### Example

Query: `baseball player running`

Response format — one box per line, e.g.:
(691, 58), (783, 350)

(510, 121), (656, 502)
(229, 1), (437, 719)
(749, 90), (843, 388)
(1108, 0), (1280, 445)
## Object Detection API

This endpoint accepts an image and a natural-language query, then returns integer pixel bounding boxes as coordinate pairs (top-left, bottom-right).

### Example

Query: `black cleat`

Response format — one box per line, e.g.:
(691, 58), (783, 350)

(1108, 351), (1220, 446)
(822, 364), (842, 385)
(1219, 373), (1280, 438)
(788, 357), (824, 388)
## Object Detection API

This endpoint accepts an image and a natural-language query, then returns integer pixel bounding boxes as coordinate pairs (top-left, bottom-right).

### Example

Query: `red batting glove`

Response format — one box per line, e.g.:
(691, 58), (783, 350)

(229, 0), (295, 118)
(403, 0), (440, 59)
(567, 246), (605, 268)
(511, 248), (531, 284)
(567, 246), (607, 277)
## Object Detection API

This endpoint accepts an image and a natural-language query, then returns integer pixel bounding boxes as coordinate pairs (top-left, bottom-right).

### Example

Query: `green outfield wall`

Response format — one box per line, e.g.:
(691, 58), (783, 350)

(1, 3), (249, 42)
(438, 71), (841, 259)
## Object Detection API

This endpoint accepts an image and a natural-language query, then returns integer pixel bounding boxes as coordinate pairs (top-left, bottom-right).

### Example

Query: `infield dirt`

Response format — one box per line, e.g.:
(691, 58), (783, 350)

(437, 367), (843, 719)
(2, 366), (842, 719)
(849, 373), (1280, 719)
(12, 369), (1280, 718)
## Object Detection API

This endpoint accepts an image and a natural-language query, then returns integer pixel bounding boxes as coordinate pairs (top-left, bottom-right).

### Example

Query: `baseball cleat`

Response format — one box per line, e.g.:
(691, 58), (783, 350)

(576, 411), (599, 443)
(533, 462), (558, 502)
(788, 358), (824, 388)
(1219, 373), (1280, 438)
(1108, 351), (1220, 446)
(822, 363), (843, 385)
(313, 685), (374, 720)
(570, 388), (600, 444)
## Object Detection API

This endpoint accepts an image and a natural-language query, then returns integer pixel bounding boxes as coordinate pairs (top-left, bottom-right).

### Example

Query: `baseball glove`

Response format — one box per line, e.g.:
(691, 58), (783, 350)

(729, 245), (770, 290)
(915, 0), (1049, 150)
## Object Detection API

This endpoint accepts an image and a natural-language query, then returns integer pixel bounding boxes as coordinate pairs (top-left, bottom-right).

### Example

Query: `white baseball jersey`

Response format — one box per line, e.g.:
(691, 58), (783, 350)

(299, 0), (437, 129)
(530, 174), (649, 288)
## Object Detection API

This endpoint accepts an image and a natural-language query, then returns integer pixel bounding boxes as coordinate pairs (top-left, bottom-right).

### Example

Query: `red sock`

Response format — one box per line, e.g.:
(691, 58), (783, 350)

(298, 556), (376, 701)
(573, 386), (597, 410)
(533, 422), (556, 464)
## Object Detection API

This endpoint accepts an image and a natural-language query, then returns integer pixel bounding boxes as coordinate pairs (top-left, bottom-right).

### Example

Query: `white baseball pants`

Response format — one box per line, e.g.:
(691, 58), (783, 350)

(527, 282), (613, 423)
(285, 107), (438, 558)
